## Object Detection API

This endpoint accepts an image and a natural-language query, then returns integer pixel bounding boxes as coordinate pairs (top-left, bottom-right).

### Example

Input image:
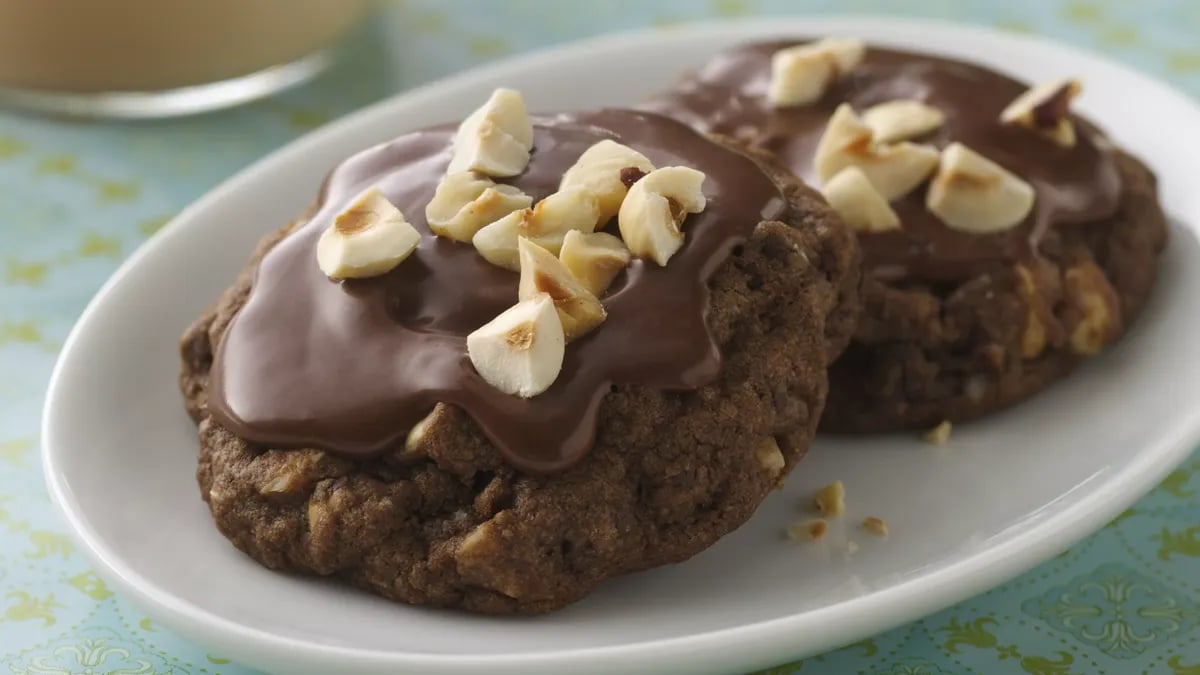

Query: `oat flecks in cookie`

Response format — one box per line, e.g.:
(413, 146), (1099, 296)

(812, 480), (846, 517)
(923, 420), (952, 445)
(787, 518), (829, 541)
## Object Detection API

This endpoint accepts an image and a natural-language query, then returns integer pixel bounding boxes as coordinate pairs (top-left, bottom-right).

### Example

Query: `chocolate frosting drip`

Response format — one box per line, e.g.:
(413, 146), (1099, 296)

(645, 41), (1123, 282)
(208, 109), (786, 473)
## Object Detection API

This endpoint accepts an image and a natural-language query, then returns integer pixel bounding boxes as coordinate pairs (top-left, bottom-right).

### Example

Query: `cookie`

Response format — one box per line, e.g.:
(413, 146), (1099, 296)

(180, 103), (860, 613)
(647, 40), (1167, 431)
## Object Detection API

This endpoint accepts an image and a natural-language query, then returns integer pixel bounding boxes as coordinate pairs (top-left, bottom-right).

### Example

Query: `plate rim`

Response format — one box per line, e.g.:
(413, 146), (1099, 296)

(41, 14), (1200, 675)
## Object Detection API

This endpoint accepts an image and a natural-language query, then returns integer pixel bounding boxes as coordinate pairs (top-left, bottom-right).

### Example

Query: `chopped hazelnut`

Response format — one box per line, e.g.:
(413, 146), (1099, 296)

(862, 516), (889, 537)
(812, 480), (846, 517)
(755, 437), (787, 477)
(786, 518), (828, 541)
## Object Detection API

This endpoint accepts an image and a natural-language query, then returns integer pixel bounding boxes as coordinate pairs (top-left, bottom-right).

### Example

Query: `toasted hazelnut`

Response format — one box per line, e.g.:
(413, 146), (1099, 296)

(813, 480), (846, 517)
(448, 88), (534, 177)
(755, 437), (786, 477)
(558, 230), (631, 296)
(769, 38), (866, 107)
(1000, 78), (1082, 148)
(1064, 260), (1120, 355)
(316, 187), (421, 279)
(466, 294), (565, 398)
(926, 143), (1036, 234)
(528, 187), (603, 236)
(425, 172), (532, 242)
(473, 187), (602, 270)
(1015, 264), (1048, 359)
(861, 99), (946, 143)
(559, 140), (656, 224)
(862, 516), (889, 537)
(473, 210), (534, 271)
(517, 237), (606, 341)
(618, 166), (706, 266)
(786, 518), (828, 541)
(821, 166), (901, 233)
(814, 104), (939, 200)
(923, 420), (952, 445)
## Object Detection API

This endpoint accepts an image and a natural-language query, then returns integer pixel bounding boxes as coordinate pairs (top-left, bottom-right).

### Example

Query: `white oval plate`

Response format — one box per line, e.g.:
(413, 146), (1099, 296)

(43, 17), (1200, 675)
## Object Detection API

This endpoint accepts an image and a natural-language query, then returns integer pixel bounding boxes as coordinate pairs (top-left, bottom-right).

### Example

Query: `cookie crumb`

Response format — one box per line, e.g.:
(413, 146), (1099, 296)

(786, 518), (828, 541)
(862, 516), (889, 537)
(847, 541), (860, 554)
(923, 420), (952, 445)
(812, 480), (846, 517)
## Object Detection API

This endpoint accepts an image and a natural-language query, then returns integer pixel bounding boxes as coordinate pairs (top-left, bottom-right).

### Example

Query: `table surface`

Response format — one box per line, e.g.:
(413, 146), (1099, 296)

(4, 1), (1200, 673)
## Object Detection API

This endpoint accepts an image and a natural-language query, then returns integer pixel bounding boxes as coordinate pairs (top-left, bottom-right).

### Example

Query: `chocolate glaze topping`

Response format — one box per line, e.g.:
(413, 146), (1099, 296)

(645, 41), (1123, 282)
(208, 109), (785, 473)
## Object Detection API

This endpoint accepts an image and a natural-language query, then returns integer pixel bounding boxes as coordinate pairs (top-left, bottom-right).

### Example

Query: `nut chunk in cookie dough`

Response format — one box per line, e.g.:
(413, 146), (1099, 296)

(179, 90), (861, 614)
(647, 39), (1167, 432)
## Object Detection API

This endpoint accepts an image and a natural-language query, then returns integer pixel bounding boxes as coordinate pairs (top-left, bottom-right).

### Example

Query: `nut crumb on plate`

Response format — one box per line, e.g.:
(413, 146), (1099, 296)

(786, 518), (828, 541)
(862, 516), (889, 537)
(812, 480), (846, 516)
(923, 420), (952, 445)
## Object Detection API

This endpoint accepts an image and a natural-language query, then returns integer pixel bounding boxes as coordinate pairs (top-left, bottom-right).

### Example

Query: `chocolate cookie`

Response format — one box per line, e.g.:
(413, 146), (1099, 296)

(647, 40), (1167, 431)
(180, 106), (859, 613)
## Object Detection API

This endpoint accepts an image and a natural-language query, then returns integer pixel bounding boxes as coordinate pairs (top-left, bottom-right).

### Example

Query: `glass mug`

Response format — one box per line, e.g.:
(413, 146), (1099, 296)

(0, 0), (372, 118)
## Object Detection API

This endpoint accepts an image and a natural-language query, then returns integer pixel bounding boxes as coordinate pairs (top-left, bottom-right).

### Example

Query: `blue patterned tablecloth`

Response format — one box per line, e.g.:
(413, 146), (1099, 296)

(4, 1), (1200, 673)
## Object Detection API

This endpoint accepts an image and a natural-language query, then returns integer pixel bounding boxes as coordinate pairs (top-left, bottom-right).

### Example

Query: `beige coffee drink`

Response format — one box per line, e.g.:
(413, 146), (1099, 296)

(0, 0), (370, 93)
